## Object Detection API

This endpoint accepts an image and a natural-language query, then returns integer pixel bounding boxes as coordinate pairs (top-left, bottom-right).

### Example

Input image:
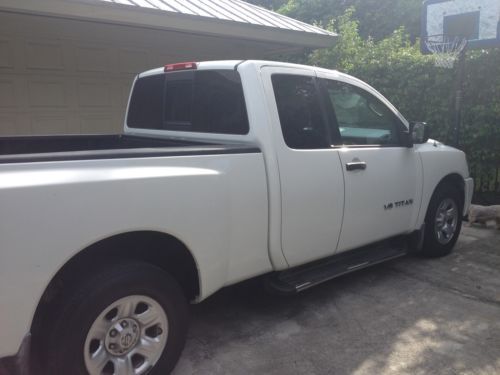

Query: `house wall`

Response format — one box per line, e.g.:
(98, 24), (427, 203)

(0, 12), (288, 135)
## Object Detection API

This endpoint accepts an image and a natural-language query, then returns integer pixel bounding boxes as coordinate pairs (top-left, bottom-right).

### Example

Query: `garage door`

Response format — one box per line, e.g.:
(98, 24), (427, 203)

(0, 12), (186, 136)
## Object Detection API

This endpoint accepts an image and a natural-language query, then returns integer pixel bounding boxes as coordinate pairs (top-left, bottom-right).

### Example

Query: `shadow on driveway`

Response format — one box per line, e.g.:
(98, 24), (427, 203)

(174, 226), (500, 375)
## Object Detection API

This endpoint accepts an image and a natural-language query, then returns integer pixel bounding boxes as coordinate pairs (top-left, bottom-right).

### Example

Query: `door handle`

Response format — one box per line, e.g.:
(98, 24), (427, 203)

(346, 161), (367, 171)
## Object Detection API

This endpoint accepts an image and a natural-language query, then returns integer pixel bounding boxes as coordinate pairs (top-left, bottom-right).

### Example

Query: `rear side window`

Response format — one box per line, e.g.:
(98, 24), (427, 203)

(127, 70), (249, 135)
(191, 71), (249, 134)
(271, 74), (329, 149)
(127, 75), (164, 130)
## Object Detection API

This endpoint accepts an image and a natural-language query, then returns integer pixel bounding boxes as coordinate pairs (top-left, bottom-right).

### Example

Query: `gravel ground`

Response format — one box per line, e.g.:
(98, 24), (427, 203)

(174, 225), (500, 375)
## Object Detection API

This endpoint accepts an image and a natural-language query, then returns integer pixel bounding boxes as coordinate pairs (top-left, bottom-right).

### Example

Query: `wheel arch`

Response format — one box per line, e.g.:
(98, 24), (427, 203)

(30, 231), (200, 352)
(434, 173), (466, 209)
(419, 173), (465, 257)
(416, 172), (467, 230)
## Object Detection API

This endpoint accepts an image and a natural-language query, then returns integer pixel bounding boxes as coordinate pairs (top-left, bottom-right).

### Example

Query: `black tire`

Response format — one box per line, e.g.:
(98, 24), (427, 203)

(42, 262), (189, 375)
(421, 183), (463, 258)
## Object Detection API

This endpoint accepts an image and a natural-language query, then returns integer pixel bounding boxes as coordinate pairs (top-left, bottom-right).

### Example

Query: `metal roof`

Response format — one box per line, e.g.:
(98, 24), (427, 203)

(0, 0), (337, 49)
(98, 0), (334, 36)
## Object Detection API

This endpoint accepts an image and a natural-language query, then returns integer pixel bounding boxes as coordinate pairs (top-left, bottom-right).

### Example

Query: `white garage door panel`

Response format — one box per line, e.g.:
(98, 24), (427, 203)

(80, 114), (115, 134)
(0, 38), (14, 68)
(31, 114), (70, 134)
(78, 80), (112, 108)
(76, 46), (110, 73)
(25, 40), (65, 71)
(119, 49), (151, 74)
(0, 114), (28, 134)
(29, 78), (68, 108)
(0, 80), (16, 108)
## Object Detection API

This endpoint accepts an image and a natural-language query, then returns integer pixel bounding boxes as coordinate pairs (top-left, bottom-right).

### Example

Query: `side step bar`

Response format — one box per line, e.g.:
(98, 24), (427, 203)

(265, 239), (408, 294)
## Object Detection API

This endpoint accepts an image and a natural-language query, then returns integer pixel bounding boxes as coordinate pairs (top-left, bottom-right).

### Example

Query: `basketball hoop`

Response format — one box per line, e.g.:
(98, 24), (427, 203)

(424, 35), (468, 68)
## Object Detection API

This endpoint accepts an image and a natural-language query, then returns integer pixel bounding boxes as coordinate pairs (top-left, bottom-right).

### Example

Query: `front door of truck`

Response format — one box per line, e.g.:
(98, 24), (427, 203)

(261, 67), (345, 267)
(316, 72), (421, 253)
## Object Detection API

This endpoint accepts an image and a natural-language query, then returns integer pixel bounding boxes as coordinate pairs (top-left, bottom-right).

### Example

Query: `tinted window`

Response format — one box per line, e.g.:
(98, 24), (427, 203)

(322, 79), (403, 146)
(191, 71), (248, 134)
(127, 70), (249, 135)
(164, 79), (193, 128)
(272, 74), (329, 149)
(127, 75), (164, 129)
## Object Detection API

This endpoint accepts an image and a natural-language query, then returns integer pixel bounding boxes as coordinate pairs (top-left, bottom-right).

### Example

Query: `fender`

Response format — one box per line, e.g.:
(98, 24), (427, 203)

(415, 140), (471, 227)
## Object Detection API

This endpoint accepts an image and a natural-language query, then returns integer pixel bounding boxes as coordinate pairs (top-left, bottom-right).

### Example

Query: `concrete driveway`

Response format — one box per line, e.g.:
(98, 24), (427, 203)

(174, 225), (500, 375)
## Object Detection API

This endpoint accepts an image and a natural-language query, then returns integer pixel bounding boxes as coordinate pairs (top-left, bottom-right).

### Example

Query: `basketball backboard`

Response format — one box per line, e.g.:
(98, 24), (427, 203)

(421, 0), (500, 53)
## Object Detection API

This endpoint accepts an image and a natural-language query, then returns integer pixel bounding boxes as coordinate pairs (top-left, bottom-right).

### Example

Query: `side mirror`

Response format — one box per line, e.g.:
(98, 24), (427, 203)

(400, 127), (413, 148)
(410, 122), (429, 144)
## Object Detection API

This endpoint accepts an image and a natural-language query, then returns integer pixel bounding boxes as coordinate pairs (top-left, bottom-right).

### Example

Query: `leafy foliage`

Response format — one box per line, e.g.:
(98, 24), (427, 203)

(248, 0), (421, 40)
(244, 0), (287, 11)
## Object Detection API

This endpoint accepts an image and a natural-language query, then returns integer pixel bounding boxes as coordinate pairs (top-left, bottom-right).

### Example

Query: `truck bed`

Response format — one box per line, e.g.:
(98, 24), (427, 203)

(0, 134), (259, 164)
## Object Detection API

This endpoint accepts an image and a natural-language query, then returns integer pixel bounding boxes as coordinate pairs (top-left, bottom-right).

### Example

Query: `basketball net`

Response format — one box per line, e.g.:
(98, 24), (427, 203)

(424, 35), (468, 68)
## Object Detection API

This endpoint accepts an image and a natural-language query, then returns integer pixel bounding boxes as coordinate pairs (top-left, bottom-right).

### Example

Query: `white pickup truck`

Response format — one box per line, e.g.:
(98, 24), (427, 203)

(0, 60), (473, 375)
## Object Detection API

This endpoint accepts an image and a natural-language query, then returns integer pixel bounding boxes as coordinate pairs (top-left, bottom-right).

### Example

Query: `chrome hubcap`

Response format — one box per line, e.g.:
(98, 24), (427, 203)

(84, 295), (168, 375)
(434, 198), (459, 245)
(104, 318), (140, 356)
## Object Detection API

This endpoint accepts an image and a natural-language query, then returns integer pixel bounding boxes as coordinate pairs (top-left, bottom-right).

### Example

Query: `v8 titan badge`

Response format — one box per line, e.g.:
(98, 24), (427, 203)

(384, 199), (414, 210)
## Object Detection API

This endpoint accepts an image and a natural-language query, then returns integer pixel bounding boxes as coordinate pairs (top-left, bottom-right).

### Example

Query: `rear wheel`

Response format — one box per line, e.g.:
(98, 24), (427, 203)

(421, 184), (463, 257)
(42, 262), (188, 375)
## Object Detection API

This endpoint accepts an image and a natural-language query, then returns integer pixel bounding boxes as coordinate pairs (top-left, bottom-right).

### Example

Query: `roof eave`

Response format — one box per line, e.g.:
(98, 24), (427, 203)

(0, 0), (336, 50)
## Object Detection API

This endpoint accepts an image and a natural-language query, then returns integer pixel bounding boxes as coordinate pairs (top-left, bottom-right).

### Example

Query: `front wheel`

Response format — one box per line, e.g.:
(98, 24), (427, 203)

(42, 262), (189, 375)
(421, 184), (463, 257)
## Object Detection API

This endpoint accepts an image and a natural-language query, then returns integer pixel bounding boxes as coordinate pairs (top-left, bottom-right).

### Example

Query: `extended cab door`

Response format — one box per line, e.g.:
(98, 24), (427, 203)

(261, 67), (344, 267)
(316, 71), (422, 252)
